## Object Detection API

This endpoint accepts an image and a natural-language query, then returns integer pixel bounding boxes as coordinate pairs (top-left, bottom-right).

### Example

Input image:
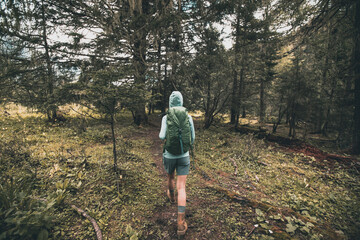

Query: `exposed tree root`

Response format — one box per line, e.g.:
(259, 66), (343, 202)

(71, 204), (103, 240)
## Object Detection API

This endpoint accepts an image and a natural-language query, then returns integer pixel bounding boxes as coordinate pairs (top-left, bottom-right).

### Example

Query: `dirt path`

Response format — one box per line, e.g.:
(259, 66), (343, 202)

(141, 119), (201, 239)
(133, 116), (349, 240)
(140, 117), (245, 239)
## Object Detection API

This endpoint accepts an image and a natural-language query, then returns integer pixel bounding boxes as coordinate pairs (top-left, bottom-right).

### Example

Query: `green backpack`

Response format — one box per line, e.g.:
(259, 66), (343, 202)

(165, 106), (192, 155)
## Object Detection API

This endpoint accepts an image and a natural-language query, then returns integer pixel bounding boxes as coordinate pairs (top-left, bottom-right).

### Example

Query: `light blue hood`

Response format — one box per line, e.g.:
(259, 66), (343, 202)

(169, 91), (183, 108)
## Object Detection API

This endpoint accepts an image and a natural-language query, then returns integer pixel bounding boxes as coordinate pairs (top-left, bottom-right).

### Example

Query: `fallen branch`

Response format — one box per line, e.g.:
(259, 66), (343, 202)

(257, 161), (268, 166)
(29, 197), (103, 239)
(246, 225), (256, 239)
(71, 205), (103, 240)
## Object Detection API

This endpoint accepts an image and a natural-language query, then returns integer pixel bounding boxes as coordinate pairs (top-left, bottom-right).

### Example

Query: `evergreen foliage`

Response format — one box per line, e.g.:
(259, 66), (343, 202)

(1, 0), (357, 147)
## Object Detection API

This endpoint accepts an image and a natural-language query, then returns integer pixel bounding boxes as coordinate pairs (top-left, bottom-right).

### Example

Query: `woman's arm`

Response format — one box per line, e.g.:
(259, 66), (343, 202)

(159, 115), (167, 140)
(189, 115), (195, 144)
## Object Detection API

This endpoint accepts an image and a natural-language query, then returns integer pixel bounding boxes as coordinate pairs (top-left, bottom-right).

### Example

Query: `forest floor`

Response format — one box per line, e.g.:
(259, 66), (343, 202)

(0, 105), (359, 240)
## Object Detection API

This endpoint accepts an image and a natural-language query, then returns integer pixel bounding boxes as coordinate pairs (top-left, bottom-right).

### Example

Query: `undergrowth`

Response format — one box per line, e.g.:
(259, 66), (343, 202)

(194, 124), (359, 239)
(0, 109), (163, 239)
(0, 106), (359, 239)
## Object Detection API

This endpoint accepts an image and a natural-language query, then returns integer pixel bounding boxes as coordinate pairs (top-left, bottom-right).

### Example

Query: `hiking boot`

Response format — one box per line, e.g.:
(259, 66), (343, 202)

(166, 189), (175, 203)
(177, 212), (188, 235)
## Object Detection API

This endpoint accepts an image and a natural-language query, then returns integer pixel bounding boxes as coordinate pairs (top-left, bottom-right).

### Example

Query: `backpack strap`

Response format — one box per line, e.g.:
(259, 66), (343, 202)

(179, 127), (184, 154)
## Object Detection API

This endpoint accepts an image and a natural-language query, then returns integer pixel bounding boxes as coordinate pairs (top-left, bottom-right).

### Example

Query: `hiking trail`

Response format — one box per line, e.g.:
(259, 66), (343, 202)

(128, 115), (350, 239)
(139, 117), (253, 239)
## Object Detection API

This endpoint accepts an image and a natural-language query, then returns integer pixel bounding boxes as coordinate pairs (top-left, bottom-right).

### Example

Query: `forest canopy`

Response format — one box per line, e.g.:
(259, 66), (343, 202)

(1, 0), (359, 152)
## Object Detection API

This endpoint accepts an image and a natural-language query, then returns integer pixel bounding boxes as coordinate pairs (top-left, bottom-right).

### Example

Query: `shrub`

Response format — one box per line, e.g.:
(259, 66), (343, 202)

(0, 176), (55, 240)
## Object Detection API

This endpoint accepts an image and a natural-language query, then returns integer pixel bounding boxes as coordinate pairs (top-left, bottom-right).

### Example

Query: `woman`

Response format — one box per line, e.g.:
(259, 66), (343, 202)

(159, 91), (195, 236)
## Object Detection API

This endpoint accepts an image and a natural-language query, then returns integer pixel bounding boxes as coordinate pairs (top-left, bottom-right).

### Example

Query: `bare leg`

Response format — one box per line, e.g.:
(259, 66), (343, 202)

(167, 172), (175, 202)
(177, 175), (187, 207)
(177, 175), (188, 235)
(167, 172), (175, 191)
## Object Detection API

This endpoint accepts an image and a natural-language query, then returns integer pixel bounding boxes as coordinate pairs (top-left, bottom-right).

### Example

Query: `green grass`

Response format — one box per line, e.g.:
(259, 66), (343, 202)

(0, 108), (163, 239)
(0, 105), (359, 239)
(194, 124), (359, 239)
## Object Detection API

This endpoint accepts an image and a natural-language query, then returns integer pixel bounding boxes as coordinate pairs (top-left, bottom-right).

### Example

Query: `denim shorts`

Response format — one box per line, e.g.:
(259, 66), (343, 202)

(163, 156), (190, 175)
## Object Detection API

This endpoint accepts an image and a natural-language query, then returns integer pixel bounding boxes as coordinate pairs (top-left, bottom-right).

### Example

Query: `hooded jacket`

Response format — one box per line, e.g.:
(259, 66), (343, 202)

(159, 91), (195, 159)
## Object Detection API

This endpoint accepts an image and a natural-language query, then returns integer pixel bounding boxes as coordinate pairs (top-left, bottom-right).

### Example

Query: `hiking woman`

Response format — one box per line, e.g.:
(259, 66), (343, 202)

(159, 91), (195, 236)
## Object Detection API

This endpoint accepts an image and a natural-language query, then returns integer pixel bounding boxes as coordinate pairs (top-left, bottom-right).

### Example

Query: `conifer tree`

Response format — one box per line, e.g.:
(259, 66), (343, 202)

(0, 0), (75, 122)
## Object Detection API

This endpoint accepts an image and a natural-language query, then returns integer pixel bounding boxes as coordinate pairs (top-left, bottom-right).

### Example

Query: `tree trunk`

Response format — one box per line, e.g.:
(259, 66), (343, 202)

(157, 35), (166, 113)
(239, 62), (245, 118)
(148, 103), (152, 115)
(161, 42), (170, 113)
(230, 13), (241, 124)
(353, 1), (360, 154)
(235, 66), (245, 128)
(134, 104), (147, 126)
(132, 40), (147, 125)
(273, 104), (285, 133)
(242, 106), (246, 118)
(204, 113), (213, 129)
(289, 108), (296, 138)
(322, 87), (334, 136)
(110, 111), (120, 192)
(41, 1), (57, 122)
(285, 109), (290, 124)
(319, 21), (332, 136)
(204, 80), (212, 129)
(110, 113), (118, 171)
(168, 0), (182, 92)
(231, 69), (239, 124)
(259, 77), (265, 123)
(131, 1), (148, 126)
(289, 55), (300, 138)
